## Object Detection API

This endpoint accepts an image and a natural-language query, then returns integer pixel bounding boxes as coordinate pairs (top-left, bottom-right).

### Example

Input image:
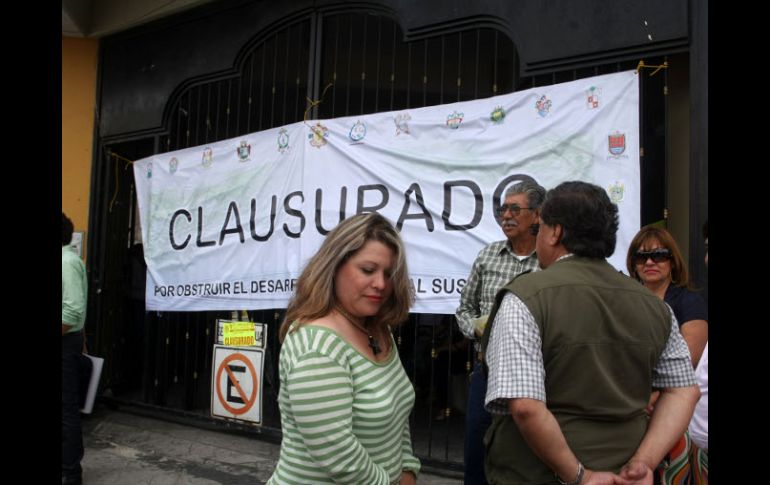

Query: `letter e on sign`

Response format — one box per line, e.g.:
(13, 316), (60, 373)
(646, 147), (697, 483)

(211, 345), (264, 425)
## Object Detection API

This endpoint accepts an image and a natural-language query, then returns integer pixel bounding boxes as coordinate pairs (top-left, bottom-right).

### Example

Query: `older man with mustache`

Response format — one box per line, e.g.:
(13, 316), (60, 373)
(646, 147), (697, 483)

(455, 179), (545, 485)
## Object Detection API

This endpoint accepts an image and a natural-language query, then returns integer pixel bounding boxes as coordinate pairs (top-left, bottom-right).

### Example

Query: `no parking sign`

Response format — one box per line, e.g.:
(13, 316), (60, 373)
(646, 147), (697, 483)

(211, 345), (264, 425)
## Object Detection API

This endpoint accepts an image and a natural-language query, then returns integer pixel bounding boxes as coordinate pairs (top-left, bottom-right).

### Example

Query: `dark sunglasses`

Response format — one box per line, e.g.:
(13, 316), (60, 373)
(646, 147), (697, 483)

(495, 204), (534, 217)
(633, 248), (672, 264)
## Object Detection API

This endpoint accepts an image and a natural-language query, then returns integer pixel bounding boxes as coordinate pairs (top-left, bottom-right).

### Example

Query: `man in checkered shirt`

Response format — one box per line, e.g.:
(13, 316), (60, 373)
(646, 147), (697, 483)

(455, 178), (545, 485)
(481, 181), (699, 484)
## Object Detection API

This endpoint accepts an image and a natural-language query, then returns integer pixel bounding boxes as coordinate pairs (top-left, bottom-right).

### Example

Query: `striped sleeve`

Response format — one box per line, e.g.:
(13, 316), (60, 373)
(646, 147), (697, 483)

(399, 420), (420, 476)
(285, 348), (390, 485)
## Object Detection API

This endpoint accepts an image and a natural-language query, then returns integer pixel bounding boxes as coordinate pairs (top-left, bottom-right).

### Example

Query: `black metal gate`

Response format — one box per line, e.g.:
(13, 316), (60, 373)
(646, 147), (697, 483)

(88, 6), (668, 470)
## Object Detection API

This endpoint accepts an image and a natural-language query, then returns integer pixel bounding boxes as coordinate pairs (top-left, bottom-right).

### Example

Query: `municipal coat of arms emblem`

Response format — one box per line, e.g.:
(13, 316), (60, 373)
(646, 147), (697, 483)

(202, 147), (213, 167)
(586, 86), (601, 109)
(277, 128), (290, 153)
(349, 120), (367, 142)
(608, 182), (625, 203)
(395, 113), (411, 136)
(237, 140), (251, 162)
(308, 122), (329, 148)
(535, 95), (552, 117)
(447, 111), (464, 129)
(490, 106), (505, 124)
(608, 132), (626, 156)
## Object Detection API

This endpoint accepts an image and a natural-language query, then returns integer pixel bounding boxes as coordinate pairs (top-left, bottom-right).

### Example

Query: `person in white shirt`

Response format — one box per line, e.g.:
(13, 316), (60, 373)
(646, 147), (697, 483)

(687, 222), (708, 483)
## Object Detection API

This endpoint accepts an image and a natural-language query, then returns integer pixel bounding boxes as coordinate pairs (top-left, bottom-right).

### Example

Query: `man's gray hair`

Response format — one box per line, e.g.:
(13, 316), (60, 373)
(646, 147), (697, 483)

(504, 180), (546, 210)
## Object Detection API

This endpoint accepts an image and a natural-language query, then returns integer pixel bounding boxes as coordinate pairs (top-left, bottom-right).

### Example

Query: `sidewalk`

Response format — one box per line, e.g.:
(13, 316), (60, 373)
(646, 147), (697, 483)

(81, 405), (463, 484)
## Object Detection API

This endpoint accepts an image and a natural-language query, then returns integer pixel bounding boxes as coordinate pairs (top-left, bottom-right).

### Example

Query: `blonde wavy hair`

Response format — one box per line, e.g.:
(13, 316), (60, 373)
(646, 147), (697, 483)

(279, 213), (414, 342)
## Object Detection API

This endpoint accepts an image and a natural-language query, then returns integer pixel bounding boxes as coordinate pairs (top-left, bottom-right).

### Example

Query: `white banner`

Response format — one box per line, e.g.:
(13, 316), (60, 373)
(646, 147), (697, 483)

(135, 70), (639, 313)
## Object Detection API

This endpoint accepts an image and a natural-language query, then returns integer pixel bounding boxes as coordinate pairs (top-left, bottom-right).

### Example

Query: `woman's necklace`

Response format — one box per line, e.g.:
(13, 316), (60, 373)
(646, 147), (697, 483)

(335, 306), (381, 356)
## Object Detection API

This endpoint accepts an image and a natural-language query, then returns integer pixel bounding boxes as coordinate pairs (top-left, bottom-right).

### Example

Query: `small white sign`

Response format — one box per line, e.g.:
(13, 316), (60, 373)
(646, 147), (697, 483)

(80, 354), (104, 414)
(71, 231), (84, 258)
(211, 345), (264, 425)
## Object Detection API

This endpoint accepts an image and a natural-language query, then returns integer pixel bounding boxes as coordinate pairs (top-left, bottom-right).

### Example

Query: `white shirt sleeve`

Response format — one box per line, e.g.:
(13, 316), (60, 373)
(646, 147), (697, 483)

(688, 342), (708, 451)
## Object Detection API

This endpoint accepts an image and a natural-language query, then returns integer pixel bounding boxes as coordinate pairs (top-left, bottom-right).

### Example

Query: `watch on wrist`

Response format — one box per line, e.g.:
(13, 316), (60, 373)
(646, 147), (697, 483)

(556, 461), (584, 485)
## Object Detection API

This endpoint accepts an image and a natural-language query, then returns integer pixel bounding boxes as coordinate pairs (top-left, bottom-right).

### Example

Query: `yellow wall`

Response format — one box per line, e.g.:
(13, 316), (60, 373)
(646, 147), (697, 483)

(62, 36), (99, 258)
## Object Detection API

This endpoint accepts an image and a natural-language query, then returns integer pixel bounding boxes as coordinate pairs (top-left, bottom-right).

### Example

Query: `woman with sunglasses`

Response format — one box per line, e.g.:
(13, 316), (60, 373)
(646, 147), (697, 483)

(626, 226), (708, 366)
(626, 225), (708, 485)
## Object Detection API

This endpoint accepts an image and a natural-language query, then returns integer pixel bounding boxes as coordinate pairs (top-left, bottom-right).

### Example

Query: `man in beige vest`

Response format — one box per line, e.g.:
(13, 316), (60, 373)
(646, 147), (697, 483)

(481, 181), (699, 484)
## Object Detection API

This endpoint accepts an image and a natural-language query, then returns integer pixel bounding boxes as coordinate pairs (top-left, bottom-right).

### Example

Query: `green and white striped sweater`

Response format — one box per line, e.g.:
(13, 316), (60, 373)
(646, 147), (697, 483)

(267, 325), (420, 484)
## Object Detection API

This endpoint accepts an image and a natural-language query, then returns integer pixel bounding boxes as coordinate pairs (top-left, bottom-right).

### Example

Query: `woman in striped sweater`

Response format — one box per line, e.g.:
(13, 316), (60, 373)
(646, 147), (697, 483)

(267, 213), (420, 485)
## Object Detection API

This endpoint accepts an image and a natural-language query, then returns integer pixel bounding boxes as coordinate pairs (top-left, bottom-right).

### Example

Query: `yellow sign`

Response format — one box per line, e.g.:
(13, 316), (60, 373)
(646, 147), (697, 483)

(223, 321), (256, 346)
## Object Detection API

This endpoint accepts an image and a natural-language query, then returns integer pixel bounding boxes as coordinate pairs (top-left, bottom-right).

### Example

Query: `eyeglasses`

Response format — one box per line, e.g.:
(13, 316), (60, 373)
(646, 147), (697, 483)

(495, 204), (534, 217)
(633, 248), (672, 264)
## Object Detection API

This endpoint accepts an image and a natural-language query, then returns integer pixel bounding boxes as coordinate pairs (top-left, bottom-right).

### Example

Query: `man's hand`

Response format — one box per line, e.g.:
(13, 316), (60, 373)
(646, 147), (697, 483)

(585, 467), (654, 484)
(472, 315), (489, 337)
(645, 390), (661, 416)
(399, 470), (416, 485)
(583, 469), (630, 484)
(619, 460), (653, 485)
